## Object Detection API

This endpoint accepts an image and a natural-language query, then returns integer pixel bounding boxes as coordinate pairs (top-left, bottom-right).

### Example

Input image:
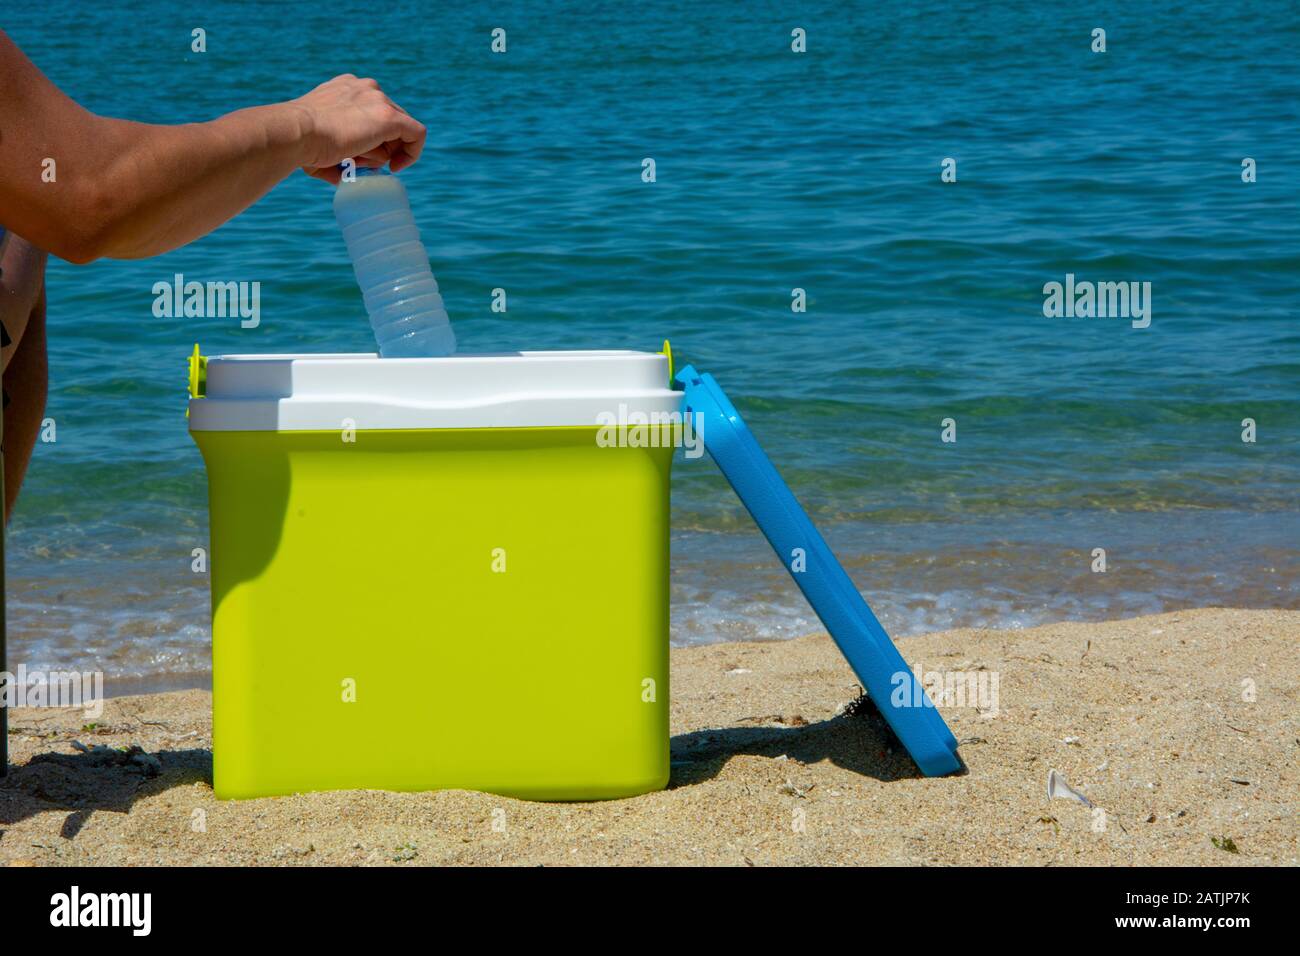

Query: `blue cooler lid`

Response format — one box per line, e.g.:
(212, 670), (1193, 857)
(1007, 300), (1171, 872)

(676, 365), (962, 777)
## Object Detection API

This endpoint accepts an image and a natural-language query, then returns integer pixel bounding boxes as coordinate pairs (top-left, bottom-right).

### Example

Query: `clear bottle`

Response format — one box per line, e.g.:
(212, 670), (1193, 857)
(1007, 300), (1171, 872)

(333, 167), (456, 357)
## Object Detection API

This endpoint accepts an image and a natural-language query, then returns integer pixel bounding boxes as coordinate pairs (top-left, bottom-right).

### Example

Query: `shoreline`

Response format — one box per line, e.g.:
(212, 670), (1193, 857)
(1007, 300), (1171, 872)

(10, 506), (1299, 680)
(1, 607), (1295, 866)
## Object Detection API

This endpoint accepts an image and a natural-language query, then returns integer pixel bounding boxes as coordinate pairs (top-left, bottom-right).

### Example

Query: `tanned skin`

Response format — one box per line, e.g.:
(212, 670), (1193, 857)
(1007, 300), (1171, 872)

(0, 28), (428, 518)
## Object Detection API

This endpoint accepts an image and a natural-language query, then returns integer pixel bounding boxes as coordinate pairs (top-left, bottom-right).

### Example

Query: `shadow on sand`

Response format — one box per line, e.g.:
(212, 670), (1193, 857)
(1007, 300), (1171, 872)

(668, 696), (947, 787)
(0, 746), (211, 840)
(0, 696), (953, 845)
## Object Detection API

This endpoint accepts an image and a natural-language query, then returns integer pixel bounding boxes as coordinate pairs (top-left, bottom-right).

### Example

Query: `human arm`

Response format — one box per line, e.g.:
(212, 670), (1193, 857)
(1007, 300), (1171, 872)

(0, 29), (426, 263)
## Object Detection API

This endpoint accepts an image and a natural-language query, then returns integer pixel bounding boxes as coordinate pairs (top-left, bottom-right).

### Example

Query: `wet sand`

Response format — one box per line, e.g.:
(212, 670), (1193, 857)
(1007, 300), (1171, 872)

(1, 608), (1295, 866)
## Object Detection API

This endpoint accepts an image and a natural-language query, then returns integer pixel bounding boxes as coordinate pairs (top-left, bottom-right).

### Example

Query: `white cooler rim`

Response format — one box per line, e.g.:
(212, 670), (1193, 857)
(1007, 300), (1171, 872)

(188, 349), (684, 432)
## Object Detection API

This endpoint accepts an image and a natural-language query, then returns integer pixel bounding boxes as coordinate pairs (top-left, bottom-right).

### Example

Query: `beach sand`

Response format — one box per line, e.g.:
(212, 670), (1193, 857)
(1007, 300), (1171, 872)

(1, 608), (1295, 866)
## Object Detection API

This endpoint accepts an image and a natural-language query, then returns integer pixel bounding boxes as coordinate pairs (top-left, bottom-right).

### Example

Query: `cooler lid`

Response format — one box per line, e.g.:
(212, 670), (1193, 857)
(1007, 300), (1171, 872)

(676, 364), (962, 777)
(188, 350), (680, 432)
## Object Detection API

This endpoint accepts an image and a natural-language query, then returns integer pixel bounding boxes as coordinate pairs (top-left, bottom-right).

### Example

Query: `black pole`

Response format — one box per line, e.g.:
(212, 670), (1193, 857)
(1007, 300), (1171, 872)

(1, 309), (7, 777)
(1, 228), (7, 776)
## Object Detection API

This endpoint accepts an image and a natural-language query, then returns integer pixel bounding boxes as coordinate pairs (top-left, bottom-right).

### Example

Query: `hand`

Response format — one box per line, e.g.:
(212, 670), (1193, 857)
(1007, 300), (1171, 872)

(293, 75), (427, 184)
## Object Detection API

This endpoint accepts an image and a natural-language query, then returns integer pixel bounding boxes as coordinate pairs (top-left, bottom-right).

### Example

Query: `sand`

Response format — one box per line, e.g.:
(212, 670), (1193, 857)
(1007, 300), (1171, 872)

(1, 608), (1295, 866)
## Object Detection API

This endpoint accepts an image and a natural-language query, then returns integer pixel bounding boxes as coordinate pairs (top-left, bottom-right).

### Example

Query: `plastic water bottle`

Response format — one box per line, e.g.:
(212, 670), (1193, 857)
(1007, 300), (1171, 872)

(333, 167), (456, 357)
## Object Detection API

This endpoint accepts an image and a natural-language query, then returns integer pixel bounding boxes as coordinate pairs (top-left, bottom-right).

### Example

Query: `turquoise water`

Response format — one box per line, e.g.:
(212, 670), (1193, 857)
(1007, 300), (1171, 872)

(3, 1), (1297, 688)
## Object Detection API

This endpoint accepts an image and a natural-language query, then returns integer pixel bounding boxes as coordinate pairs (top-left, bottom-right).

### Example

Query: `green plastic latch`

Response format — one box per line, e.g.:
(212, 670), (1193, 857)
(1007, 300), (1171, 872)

(660, 339), (674, 386)
(187, 344), (207, 416)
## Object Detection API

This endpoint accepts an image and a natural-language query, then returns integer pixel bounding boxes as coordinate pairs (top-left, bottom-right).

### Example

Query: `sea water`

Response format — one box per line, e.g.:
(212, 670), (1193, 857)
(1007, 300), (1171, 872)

(333, 167), (456, 357)
(4, 0), (1297, 686)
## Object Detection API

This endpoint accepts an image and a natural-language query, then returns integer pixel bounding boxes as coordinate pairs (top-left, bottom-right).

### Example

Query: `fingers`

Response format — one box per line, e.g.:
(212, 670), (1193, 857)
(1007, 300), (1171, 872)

(366, 101), (425, 173)
(383, 121), (425, 172)
(305, 165), (342, 185)
(395, 111), (426, 164)
(297, 73), (428, 177)
(356, 144), (391, 167)
(347, 83), (426, 169)
(387, 149), (414, 173)
(376, 87), (426, 165)
(380, 137), (413, 172)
